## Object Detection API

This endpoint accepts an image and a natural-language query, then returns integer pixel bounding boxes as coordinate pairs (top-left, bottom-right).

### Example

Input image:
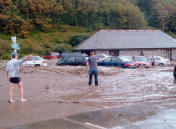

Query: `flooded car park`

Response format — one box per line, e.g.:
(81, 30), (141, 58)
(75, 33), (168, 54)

(0, 60), (176, 129)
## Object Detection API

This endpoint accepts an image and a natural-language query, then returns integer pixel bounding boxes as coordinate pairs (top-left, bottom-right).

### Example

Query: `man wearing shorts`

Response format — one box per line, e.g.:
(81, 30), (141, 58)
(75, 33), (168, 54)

(6, 52), (32, 103)
(86, 52), (98, 86)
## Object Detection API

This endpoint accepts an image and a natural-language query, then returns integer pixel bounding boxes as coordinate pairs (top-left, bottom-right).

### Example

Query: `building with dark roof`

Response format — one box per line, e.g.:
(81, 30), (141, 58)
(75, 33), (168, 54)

(74, 30), (176, 60)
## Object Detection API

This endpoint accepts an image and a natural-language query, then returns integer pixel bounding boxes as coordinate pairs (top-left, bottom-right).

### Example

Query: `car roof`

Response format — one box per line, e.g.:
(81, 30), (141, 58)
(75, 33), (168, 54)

(62, 53), (83, 57)
(30, 56), (44, 59)
(134, 56), (145, 57)
(31, 56), (40, 57)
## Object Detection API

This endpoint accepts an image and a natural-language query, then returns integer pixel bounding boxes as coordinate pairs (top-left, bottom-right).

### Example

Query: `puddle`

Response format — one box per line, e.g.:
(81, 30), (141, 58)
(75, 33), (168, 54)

(134, 109), (176, 129)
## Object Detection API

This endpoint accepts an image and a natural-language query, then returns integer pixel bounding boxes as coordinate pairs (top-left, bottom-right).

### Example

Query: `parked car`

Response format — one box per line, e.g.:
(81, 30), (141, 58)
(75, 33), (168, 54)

(119, 56), (133, 62)
(56, 53), (86, 66)
(133, 56), (150, 68)
(96, 54), (111, 62)
(147, 56), (171, 66)
(44, 52), (60, 59)
(81, 53), (89, 60)
(22, 56), (47, 67)
(97, 56), (136, 68)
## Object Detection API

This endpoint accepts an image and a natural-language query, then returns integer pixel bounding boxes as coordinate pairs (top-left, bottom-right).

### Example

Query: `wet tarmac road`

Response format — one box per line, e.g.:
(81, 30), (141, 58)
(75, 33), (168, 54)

(6, 102), (176, 129)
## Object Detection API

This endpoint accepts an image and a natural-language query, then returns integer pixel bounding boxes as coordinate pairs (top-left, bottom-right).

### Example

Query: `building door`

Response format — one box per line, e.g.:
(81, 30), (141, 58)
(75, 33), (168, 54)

(110, 50), (119, 56)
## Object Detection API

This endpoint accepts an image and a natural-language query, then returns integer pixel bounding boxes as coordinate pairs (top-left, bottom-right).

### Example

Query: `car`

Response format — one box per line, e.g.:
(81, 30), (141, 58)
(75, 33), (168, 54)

(44, 52), (60, 59)
(95, 54), (111, 62)
(56, 53), (86, 66)
(22, 56), (47, 67)
(97, 56), (136, 68)
(133, 56), (150, 68)
(147, 56), (171, 66)
(81, 53), (89, 60)
(119, 56), (133, 62)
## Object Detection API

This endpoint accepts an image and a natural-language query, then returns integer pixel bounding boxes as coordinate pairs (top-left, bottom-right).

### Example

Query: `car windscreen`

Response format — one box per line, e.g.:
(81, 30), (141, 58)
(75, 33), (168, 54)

(119, 57), (131, 62)
(155, 57), (162, 60)
(62, 57), (75, 62)
(125, 56), (133, 61)
(51, 53), (60, 56)
(135, 57), (147, 61)
(28, 57), (41, 61)
(111, 57), (120, 62)
(103, 57), (111, 62)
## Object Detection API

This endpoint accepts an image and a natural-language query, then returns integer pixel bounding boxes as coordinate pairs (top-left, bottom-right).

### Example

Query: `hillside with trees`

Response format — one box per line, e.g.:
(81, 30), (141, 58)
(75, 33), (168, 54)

(0, 0), (176, 59)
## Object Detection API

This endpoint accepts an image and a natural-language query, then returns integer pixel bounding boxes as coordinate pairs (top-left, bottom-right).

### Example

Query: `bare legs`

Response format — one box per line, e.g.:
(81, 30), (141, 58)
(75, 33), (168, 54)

(17, 82), (26, 102)
(9, 83), (14, 103)
(9, 82), (26, 103)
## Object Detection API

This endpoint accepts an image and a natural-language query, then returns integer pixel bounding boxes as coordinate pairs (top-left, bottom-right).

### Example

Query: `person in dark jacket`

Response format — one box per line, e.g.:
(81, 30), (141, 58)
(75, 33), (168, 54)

(173, 65), (176, 84)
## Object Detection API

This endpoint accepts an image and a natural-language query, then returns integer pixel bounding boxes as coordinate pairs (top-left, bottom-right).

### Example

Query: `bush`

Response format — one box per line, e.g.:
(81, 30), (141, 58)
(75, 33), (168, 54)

(69, 35), (89, 47)
(19, 39), (44, 55)
(53, 43), (72, 53)
(0, 40), (12, 60)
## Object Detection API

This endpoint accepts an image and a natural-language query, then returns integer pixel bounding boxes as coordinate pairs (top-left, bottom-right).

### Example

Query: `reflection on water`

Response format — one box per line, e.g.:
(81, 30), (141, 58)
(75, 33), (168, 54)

(134, 109), (176, 129)
(173, 78), (176, 84)
(9, 103), (25, 115)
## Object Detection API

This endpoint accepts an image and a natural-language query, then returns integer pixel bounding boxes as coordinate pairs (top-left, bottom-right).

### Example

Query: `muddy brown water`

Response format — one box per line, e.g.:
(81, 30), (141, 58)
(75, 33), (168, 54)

(0, 59), (176, 128)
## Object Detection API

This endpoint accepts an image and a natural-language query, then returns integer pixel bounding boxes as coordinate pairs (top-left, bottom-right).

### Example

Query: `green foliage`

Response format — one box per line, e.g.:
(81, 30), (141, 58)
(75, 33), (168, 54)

(0, 0), (176, 59)
(53, 43), (72, 53)
(69, 35), (89, 47)
(0, 0), (147, 36)
(136, 0), (176, 32)
(0, 40), (12, 60)
(18, 39), (44, 55)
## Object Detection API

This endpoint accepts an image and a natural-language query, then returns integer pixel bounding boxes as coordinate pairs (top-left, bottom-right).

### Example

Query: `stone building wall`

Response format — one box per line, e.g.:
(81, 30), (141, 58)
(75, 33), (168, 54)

(94, 48), (176, 60)
(119, 50), (141, 56)
(120, 49), (176, 60)
(95, 50), (111, 55)
(172, 49), (176, 60)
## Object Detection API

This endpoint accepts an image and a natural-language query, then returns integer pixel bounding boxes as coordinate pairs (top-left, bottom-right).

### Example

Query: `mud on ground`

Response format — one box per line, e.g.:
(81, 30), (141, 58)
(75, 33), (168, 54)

(0, 59), (176, 128)
(1, 59), (176, 107)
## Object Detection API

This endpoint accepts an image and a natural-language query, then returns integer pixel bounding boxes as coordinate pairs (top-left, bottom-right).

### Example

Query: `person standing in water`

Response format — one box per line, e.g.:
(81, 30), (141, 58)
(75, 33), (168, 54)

(86, 52), (98, 86)
(173, 65), (176, 84)
(151, 55), (155, 68)
(6, 52), (32, 103)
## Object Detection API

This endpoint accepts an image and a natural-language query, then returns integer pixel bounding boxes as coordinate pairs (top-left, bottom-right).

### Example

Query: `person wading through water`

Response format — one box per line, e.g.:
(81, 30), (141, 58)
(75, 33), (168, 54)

(173, 64), (176, 84)
(86, 52), (98, 86)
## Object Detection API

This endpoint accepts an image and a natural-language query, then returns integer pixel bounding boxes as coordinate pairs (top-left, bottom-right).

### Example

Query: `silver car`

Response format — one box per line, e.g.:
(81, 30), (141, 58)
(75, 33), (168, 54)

(22, 56), (47, 67)
(147, 56), (171, 66)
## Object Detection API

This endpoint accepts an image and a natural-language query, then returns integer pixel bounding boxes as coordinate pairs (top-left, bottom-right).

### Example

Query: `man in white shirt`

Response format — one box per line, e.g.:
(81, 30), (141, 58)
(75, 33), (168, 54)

(6, 52), (32, 103)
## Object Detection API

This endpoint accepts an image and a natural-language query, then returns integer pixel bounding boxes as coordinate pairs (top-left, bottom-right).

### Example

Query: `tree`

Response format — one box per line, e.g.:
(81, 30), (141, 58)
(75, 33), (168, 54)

(0, 39), (11, 59)
(53, 43), (72, 53)
(69, 35), (89, 47)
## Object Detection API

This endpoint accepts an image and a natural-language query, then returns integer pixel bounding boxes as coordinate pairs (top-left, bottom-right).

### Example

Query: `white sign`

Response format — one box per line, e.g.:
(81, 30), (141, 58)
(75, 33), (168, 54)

(11, 36), (20, 50)
(11, 36), (16, 44)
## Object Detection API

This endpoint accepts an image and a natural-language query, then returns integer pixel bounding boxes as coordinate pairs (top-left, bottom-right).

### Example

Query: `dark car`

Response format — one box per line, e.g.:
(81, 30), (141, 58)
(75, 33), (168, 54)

(56, 53), (86, 66)
(97, 56), (136, 68)
(44, 52), (60, 59)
